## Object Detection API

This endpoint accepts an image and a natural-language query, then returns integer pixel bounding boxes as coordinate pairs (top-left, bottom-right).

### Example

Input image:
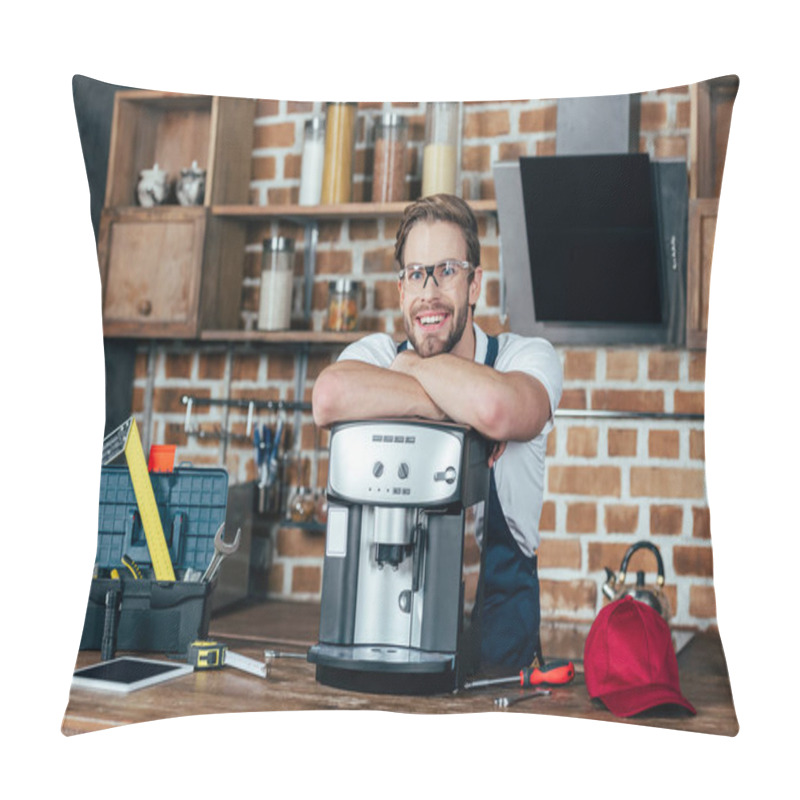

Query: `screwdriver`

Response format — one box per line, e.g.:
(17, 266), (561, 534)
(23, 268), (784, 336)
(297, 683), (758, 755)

(463, 658), (575, 690)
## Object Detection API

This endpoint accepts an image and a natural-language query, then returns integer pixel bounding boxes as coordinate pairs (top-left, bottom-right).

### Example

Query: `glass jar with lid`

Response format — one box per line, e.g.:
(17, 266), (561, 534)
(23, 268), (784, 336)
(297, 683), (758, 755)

(299, 115), (325, 206)
(321, 102), (358, 204)
(421, 102), (460, 197)
(325, 279), (361, 332)
(372, 112), (408, 203)
(257, 237), (294, 331)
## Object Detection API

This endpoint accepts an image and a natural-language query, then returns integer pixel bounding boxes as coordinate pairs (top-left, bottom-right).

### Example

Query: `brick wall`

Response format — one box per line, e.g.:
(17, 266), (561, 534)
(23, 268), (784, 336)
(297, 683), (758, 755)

(129, 85), (719, 630)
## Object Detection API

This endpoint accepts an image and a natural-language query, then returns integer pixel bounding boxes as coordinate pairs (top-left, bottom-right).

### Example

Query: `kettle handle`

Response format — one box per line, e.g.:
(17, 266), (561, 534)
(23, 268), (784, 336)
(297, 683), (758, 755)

(619, 541), (665, 587)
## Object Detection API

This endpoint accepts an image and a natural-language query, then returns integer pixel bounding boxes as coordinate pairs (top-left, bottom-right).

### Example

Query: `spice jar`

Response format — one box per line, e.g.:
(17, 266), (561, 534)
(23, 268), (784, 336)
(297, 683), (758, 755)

(372, 112), (408, 203)
(421, 102), (460, 197)
(288, 487), (315, 523)
(257, 237), (294, 331)
(325, 279), (360, 332)
(321, 102), (358, 204)
(299, 116), (325, 206)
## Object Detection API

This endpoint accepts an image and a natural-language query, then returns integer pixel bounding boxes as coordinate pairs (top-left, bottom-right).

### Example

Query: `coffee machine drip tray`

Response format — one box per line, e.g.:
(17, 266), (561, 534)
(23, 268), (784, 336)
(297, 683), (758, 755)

(308, 643), (458, 695)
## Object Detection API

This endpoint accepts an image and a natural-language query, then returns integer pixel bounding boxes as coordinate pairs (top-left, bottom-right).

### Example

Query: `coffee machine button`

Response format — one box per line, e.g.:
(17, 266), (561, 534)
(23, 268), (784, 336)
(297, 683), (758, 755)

(373, 461), (384, 477)
(397, 462), (409, 479)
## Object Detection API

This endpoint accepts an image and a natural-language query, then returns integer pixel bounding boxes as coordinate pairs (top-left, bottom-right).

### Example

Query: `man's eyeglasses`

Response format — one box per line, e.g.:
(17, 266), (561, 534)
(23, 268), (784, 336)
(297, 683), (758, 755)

(398, 259), (474, 292)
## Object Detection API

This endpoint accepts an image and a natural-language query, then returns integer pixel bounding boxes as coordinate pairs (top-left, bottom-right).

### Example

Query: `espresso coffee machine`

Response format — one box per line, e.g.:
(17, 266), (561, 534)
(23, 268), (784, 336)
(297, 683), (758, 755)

(307, 419), (490, 695)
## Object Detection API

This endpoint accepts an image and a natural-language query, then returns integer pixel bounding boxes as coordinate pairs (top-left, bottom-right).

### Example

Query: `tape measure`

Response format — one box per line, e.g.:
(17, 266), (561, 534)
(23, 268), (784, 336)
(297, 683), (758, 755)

(188, 640), (228, 669)
(103, 417), (176, 581)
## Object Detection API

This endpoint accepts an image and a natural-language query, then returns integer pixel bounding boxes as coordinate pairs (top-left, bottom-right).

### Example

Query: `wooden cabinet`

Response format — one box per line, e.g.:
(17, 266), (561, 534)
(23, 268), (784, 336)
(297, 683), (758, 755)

(687, 75), (739, 349)
(99, 91), (255, 338)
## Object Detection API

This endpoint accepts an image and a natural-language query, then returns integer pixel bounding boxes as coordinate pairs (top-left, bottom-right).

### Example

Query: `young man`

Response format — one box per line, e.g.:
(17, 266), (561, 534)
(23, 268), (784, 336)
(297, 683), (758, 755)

(312, 194), (563, 669)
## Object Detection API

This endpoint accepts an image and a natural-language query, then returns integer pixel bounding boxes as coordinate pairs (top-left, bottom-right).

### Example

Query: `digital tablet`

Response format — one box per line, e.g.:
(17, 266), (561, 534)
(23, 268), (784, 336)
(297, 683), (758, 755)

(72, 657), (194, 693)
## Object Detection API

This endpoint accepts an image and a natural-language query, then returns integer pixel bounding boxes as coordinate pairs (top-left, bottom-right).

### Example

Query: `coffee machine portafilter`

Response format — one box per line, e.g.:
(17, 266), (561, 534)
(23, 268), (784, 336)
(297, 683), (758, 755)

(307, 419), (490, 694)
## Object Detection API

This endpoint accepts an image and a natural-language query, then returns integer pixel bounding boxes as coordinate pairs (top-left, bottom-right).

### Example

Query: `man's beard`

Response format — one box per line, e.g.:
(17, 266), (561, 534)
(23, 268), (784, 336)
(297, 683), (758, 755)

(404, 299), (470, 357)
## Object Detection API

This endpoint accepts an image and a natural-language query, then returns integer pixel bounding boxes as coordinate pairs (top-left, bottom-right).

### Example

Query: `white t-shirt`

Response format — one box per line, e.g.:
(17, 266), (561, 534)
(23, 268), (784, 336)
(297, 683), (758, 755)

(336, 323), (563, 557)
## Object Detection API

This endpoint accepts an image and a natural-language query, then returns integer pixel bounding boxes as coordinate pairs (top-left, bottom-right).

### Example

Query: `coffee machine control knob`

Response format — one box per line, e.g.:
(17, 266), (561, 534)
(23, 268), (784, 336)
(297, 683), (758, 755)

(373, 461), (384, 478)
(434, 466), (457, 485)
(397, 463), (409, 480)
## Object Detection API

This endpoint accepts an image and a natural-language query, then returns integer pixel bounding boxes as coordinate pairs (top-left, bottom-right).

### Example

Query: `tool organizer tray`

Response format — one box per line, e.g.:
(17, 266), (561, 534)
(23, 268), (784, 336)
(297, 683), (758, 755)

(80, 464), (229, 654)
(94, 464), (229, 573)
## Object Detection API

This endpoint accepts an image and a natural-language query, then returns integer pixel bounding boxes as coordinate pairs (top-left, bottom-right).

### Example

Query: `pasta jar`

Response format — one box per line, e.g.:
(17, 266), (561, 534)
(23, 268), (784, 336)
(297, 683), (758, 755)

(325, 279), (360, 332)
(372, 112), (408, 203)
(299, 115), (325, 206)
(421, 102), (460, 197)
(257, 237), (294, 331)
(321, 102), (358, 204)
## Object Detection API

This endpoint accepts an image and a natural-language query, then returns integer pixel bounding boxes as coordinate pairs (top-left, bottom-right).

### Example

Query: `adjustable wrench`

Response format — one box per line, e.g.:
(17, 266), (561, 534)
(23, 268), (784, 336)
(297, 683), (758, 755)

(201, 523), (242, 582)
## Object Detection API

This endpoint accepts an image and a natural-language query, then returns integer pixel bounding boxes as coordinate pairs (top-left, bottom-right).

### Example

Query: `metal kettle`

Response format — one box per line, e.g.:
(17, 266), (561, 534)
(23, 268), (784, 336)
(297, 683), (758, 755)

(602, 541), (670, 620)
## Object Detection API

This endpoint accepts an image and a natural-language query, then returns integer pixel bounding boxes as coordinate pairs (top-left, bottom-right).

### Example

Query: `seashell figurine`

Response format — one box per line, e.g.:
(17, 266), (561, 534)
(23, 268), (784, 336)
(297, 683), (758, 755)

(176, 160), (206, 206)
(136, 163), (169, 207)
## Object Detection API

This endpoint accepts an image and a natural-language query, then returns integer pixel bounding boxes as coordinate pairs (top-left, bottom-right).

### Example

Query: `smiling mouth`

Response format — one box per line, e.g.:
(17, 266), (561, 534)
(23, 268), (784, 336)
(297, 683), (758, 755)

(415, 311), (450, 330)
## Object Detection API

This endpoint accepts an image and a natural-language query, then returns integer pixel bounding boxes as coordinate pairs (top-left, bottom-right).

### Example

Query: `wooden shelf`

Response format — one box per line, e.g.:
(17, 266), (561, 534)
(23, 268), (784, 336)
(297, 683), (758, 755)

(200, 329), (405, 345)
(211, 198), (498, 221)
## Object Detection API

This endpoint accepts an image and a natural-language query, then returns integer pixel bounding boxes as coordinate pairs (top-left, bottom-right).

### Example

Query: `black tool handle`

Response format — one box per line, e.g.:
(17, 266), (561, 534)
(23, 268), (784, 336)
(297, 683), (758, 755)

(101, 589), (121, 661)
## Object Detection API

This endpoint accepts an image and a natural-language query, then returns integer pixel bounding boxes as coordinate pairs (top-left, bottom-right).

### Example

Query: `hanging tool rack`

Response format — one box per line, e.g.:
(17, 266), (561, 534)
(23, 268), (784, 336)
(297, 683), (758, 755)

(181, 394), (312, 454)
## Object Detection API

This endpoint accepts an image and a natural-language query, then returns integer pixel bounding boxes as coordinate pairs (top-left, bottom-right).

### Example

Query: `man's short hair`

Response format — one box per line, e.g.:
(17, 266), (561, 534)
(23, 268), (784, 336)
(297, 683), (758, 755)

(394, 194), (481, 269)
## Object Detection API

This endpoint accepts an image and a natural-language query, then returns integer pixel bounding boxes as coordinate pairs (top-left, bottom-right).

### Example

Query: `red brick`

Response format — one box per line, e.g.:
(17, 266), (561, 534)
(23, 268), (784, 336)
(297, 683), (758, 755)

(374, 280), (401, 311)
(641, 101), (667, 130)
(676, 100), (691, 128)
(545, 431), (556, 457)
(605, 504), (639, 533)
(673, 545), (713, 577)
(152, 387), (195, 413)
(654, 136), (688, 159)
(536, 138), (557, 156)
(605, 350), (639, 381)
(649, 430), (680, 459)
(283, 153), (302, 180)
(462, 145), (492, 172)
(267, 563), (285, 594)
(276, 527), (325, 558)
(498, 142), (528, 161)
(267, 353), (296, 381)
(650, 504), (683, 534)
(630, 467), (705, 498)
(315, 250), (352, 275)
(252, 156), (277, 181)
(588, 542), (634, 574)
(566, 502), (597, 533)
(674, 390), (705, 415)
(608, 428), (637, 457)
(519, 105), (557, 133)
(539, 538), (581, 569)
(291, 565), (322, 594)
(540, 579), (596, 614)
(692, 506), (711, 539)
(567, 426), (599, 457)
(559, 389), (588, 409)
(539, 500), (556, 531)
(563, 350), (596, 380)
(165, 353), (193, 379)
(255, 99), (280, 118)
(464, 109), (510, 138)
(253, 121), (296, 149)
(690, 429), (705, 460)
(689, 352), (706, 382)
(363, 246), (397, 274)
(591, 389), (664, 413)
(549, 465), (621, 497)
(648, 351), (680, 381)
(231, 353), (260, 382)
(690, 585), (717, 618)
(349, 220), (379, 240)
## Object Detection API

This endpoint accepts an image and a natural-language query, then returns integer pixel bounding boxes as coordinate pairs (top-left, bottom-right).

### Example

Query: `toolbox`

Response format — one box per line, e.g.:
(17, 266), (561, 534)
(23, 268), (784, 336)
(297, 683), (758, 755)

(79, 463), (230, 654)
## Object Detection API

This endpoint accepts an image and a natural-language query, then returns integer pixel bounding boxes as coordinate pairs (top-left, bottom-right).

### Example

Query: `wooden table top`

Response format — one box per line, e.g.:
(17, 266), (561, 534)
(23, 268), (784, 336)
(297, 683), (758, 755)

(62, 600), (738, 737)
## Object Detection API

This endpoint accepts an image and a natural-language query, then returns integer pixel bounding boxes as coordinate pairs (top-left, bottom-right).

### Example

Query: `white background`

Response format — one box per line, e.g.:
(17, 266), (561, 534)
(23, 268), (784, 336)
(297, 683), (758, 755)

(2, 1), (796, 795)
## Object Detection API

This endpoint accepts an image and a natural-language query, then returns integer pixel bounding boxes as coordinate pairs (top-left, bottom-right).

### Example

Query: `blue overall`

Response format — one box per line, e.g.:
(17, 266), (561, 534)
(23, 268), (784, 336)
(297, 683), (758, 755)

(397, 337), (541, 670)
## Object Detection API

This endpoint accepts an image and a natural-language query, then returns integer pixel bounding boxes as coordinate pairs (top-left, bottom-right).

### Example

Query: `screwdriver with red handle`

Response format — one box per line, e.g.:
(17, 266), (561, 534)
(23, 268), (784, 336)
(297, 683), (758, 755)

(463, 658), (575, 690)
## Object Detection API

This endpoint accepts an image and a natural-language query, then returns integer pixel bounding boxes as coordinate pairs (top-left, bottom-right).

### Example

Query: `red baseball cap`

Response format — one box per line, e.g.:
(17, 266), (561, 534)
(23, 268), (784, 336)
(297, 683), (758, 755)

(584, 595), (696, 717)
